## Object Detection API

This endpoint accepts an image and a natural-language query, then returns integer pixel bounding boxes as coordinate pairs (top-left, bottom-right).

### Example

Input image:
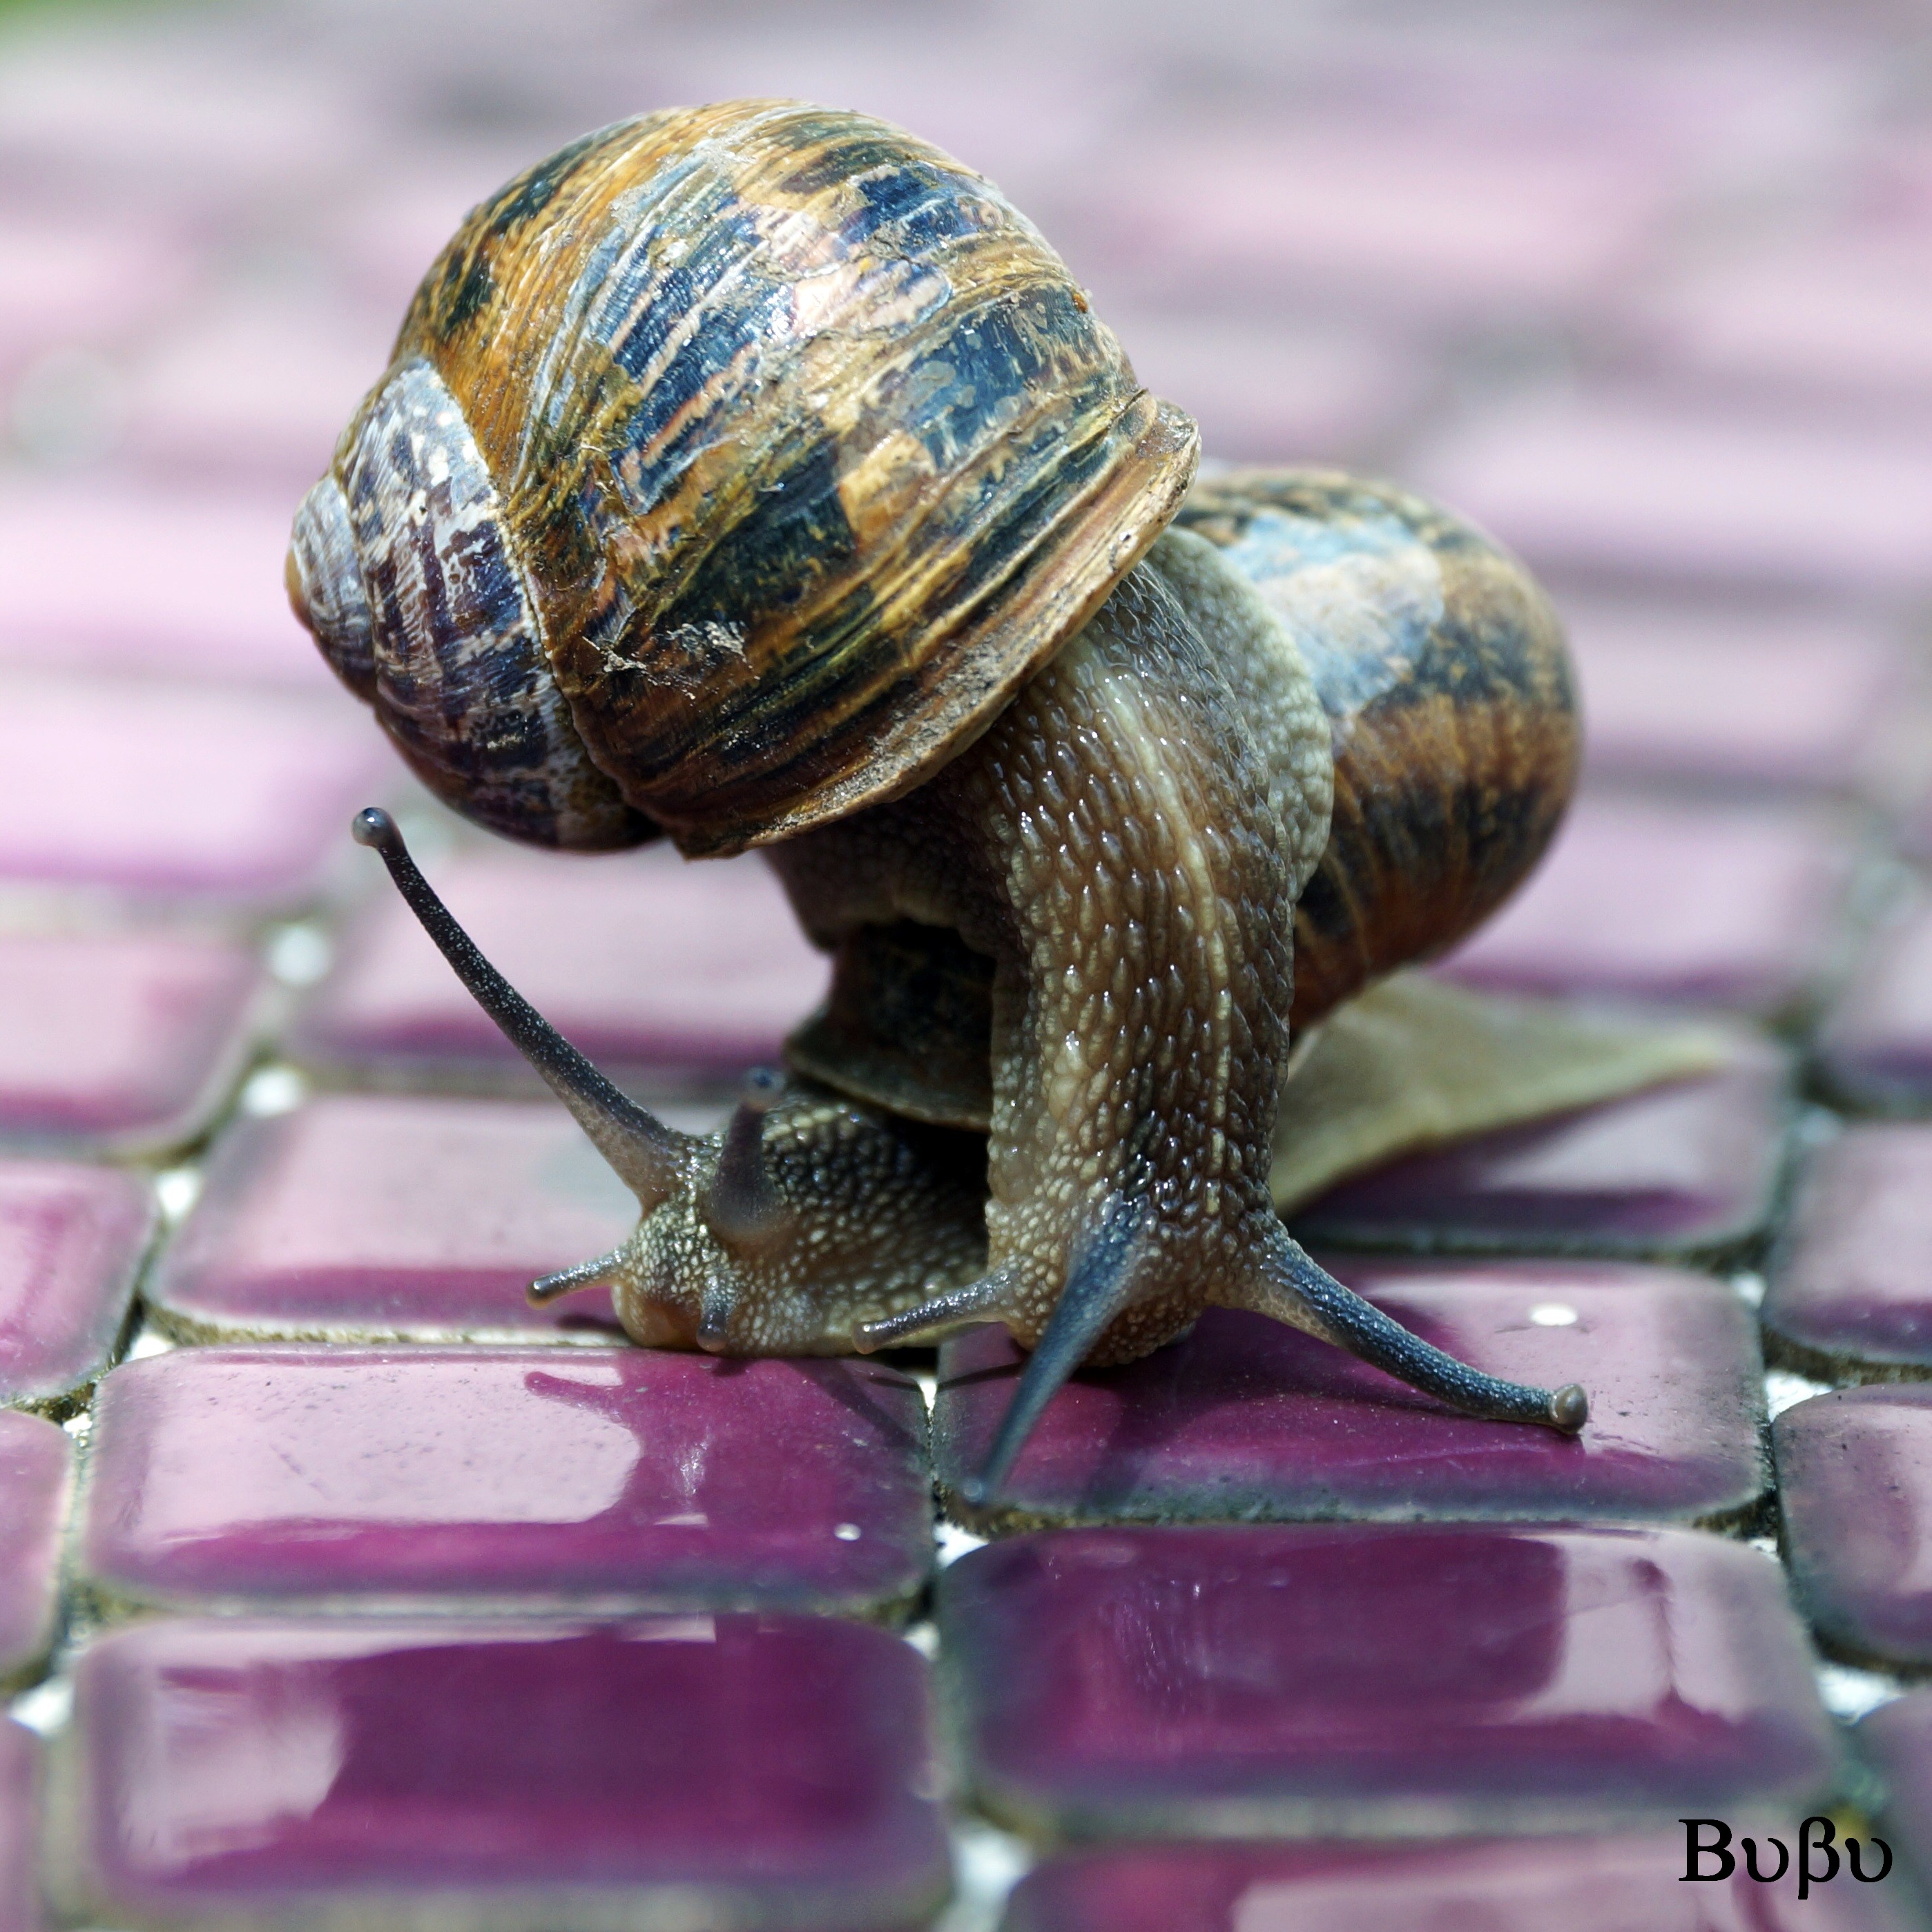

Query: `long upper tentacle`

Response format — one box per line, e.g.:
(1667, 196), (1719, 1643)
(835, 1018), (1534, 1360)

(351, 807), (693, 1210)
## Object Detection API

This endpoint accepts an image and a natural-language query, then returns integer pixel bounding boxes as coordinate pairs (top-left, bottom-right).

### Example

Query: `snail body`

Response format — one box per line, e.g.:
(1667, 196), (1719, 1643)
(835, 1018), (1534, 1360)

(302, 103), (1585, 1500)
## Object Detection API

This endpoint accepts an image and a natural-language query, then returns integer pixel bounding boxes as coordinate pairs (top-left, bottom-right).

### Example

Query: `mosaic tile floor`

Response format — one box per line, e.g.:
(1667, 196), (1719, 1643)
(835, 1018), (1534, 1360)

(4, 0), (1932, 1926)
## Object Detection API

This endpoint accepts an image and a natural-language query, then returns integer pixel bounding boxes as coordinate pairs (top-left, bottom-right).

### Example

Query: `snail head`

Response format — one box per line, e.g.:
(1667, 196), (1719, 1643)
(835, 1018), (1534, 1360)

(348, 809), (984, 1354)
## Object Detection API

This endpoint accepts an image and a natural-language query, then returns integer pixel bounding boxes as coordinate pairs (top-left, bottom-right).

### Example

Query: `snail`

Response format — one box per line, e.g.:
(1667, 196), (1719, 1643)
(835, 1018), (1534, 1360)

(290, 100), (1587, 1503)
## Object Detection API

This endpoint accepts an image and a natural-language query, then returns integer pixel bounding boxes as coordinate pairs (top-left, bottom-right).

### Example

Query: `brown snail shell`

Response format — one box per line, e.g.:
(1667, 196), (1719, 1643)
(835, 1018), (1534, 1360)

(288, 100), (1195, 856)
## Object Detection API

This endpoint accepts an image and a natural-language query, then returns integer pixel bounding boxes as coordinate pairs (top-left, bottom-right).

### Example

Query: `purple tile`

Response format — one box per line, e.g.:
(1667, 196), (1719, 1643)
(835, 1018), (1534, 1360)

(1003, 1835), (1911, 1931)
(0, 1721), (37, 1932)
(0, 674), (392, 903)
(0, 1412), (71, 1688)
(1817, 904), (1932, 1112)
(1622, 224), (1932, 414)
(1563, 593), (1906, 795)
(1776, 1387), (1932, 1670)
(149, 1093), (642, 1340)
(1103, 310), (1429, 466)
(1408, 383), (1932, 595)
(0, 477), (335, 688)
(1435, 793), (1852, 1016)
(79, 1346), (929, 1618)
(117, 296), (397, 489)
(1061, 115), (1671, 320)
(1764, 1126), (1932, 1375)
(0, 207), (194, 383)
(293, 842), (827, 1087)
(1293, 1047), (1787, 1262)
(1856, 1693), (1932, 1897)
(940, 1525), (1838, 1838)
(934, 1262), (1766, 1532)
(0, 1161), (153, 1409)
(0, 934), (262, 1157)
(52, 1615), (949, 1932)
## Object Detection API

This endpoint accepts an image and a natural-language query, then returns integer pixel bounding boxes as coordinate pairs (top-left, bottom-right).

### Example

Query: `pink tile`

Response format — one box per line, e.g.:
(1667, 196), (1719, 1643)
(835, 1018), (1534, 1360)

(0, 935), (261, 1157)
(1295, 1051), (1787, 1262)
(55, 1616), (949, 1932)
(0, 1721), (35, 1932)
(0, 1411), (70, 1686)
(294, 842), (828, 1087)
(149, 1093), (639, 1341)
(0, 673), (392, 902)
(1436, 793), (1852, 1016)
(1061, 117), (1672, 320)
(1094, 310), (1429, 465)
(1764, 1125), (1932, 1375)
(1623, 225), (1932, 412)
(116, 295), (392, 488)
(0, 207), (194, 377)
(1408, 385), (1932, 595)
(0, 1159), (153, 1408)
(1817, 902), (1932, 1112)
(0, 475), (336, 688)
(934, 1262), (1767, 1532)
(1561, 594), (1906, 795)
(80, 1347), (930, 1618)
(940, 1525), (1839, 1837)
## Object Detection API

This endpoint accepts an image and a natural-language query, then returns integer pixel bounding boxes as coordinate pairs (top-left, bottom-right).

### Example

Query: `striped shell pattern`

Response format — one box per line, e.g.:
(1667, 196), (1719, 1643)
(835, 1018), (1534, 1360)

(288, 100), (1197, 857)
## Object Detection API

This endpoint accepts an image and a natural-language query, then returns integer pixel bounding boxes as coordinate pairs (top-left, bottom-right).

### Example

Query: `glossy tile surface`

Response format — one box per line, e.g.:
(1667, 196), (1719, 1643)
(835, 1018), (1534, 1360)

(0, 673), (388, 902)
(0, 1161), (153, 1408)
(1436, 793), (1851, 1014)
(0, 934), (262, 1157)
(1294, 1051), (1786, 1259)
(56, 1616), (950, 1932)
(936, 1264), (1765, 1531)
(1776, 1387), (1932, 1669)
(0, 1721), (37, 1932)
(940, 1525), (1837, 1838)
(0, 1412), (71, 1686)
(1002, 1835), (1909, 1931)
(1764, 1126), (1932, 1374)
(79, 1347), (930, 1616)
(1817, 904), (1932, 1112)
(148, 1094), (638, 1340)
(293, 841), (828, 1085)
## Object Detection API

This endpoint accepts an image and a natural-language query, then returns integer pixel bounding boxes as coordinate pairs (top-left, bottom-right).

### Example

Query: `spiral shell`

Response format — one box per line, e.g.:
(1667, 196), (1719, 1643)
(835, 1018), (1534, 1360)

(289, 100), (1196, 855)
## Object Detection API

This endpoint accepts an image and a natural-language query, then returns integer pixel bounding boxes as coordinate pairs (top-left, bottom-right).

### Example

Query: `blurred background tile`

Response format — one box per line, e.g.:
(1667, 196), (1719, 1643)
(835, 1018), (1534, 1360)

(0, 1411), (69, 1690)
(1293, 1046), (1788, 1262)
(0, 934), (262, 1156)
(0, 1720), (34, 1932)
(1777, 1386), (1932, 1673)
(936, 1263), (1766, 1533)
(0, 1160), (151, 1409)
(292, 840), (828, 1091)
(1816, 899), (1932, 1113)
(1433, 793), (1854, 1016)
(1764, 1124), (1932, 1378)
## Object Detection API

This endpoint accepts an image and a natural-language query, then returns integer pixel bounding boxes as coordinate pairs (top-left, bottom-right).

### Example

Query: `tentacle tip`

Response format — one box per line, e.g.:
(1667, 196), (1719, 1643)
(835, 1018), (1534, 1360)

(850, 1323), (885, 1356)
(1549, 1384), (1589, 1433)
(351, 806), (399, 853)
(740, 1065), (784, 1112)
(957, 1475), (990, 1509)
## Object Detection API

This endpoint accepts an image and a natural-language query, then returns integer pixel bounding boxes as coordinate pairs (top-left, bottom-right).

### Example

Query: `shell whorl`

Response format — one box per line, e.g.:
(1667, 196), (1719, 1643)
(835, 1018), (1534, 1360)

(1175, 469), (1581, 1031)
(289, 360), (650, 850)
(300, 99), (1195, 858)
